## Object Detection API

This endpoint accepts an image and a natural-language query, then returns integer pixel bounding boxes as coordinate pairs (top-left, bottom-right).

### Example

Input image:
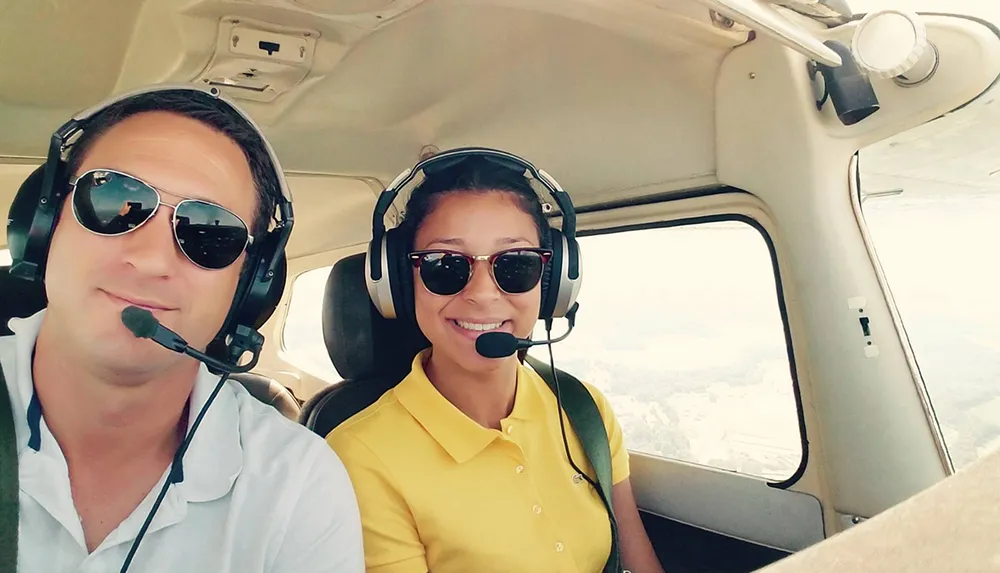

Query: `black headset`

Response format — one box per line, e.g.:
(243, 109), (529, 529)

(365, 147), (582, 322)
(4, 83), (294, 366)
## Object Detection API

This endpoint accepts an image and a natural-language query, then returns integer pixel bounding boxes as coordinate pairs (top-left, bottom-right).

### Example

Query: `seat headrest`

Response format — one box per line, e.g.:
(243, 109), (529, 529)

(322, 253), (428, 381)
(0, 266), (47, 336)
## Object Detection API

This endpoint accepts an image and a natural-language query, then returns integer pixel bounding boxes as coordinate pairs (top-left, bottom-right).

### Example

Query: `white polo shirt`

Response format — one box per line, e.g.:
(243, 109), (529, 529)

(0, 310), (365, 573)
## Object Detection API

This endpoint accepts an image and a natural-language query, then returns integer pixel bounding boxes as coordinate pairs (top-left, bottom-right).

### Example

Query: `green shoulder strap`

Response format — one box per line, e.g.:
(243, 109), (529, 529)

(0, 363), (18, 572)
(525, 355), (621, 573)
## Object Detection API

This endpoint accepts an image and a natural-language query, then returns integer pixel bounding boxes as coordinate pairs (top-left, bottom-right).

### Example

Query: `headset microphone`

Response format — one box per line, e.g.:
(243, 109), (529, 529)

(116, 305), (259, 573)
(121, 306), (260, 374)
(475, 303), (579, 359)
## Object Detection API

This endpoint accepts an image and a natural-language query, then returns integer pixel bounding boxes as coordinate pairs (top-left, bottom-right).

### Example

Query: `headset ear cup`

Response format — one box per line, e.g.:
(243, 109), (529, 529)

(539, 227), (563, 319)
(7, 165), (54, 280)
(384, 227), (415, 321)
(237, 231), (287, 330)
(250, 250), (287, 330)
(207, 230), (287, 361)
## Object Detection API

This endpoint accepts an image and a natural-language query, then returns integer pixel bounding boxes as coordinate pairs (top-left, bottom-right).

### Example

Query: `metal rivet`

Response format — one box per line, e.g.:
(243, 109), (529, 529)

(748, 72), (756, 80)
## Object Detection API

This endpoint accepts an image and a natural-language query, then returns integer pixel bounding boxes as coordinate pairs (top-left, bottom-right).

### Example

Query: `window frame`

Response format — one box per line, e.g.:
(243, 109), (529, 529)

(276, 263), (343, 385)
(565, 191), (809, 489)
(848, 152), (956, 473)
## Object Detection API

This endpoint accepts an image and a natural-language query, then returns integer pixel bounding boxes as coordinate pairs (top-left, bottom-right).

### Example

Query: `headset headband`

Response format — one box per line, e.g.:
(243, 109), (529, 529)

(368, 146), (579, 283)
(68, 84), (293, 201)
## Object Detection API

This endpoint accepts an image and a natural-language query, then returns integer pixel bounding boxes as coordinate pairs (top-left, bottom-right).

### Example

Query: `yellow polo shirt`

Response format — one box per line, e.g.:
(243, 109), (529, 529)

(326, 350), (629, 573)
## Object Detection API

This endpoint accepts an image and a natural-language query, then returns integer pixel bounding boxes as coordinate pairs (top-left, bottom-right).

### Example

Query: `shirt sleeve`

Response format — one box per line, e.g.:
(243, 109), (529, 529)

(326, 429), (429, 573)
(584, 382), (631, 485)
(270, 439), (366, 573)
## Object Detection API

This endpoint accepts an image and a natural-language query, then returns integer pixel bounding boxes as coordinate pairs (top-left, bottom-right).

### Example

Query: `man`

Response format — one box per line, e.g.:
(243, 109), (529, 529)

(0, 85), (364, 571)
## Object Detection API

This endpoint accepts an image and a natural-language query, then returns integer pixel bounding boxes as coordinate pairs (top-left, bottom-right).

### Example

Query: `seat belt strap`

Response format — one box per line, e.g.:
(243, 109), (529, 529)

(525, 355), (621, 573)
(0, 363), (18, 572)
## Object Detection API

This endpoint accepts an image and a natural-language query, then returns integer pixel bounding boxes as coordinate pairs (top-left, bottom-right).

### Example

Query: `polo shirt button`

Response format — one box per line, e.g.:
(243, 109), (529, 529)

(555, 542), (565, 552)
(532, 504), (542, 515)
(515, 465), (525, 474)
(506, 426), (513, 434)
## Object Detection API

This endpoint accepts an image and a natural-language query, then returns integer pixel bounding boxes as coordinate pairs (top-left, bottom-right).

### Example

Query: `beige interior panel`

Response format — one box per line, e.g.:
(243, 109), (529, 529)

(714, 13), (1000, 518)
(281, 174), (378, 260)
(0, 1), (144, 108)
(0, 0), (741, 211)
(631, 453), (825, 552)
(758, 448), (1000, 573)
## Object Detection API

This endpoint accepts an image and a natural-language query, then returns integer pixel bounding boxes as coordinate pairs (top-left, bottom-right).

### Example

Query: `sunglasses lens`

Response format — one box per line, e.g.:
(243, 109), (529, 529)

(73, 171), (159, 235)
(493, 250), (546, 294)
(418, 253), (471, 295)
(174, 201), (251, 269)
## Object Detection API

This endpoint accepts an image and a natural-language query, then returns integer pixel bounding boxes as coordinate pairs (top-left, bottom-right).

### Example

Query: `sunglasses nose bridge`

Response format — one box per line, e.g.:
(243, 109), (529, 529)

(157, 199), (180, 223)
(459, 254), (504, 299)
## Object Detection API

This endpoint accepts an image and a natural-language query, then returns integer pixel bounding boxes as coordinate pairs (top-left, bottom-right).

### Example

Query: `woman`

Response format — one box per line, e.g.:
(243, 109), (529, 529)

(327, 149), (664, 573)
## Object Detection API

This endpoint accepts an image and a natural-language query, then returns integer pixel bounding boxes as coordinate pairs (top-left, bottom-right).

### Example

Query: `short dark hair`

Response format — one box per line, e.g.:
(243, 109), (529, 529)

(397, 156), (551, 252)
(65, 90), (279, 241)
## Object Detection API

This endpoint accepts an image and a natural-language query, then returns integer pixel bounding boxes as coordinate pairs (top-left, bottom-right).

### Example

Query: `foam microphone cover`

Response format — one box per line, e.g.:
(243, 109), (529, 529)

(475, 332), (519, 359)
(121, 306), (158, 339)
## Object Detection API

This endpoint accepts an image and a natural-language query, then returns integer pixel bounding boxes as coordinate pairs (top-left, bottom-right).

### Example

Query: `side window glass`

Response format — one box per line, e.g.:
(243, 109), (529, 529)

(531, 221), (802, 480)
(858, 94), (1000, 470)
(281, 266), (342, 384)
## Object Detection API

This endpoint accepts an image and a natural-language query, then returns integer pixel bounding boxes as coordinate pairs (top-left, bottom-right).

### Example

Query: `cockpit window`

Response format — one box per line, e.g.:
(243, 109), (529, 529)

(858, 89), (1000, 470)
(281, 265), (342, 384)
(529, 220), (803, 481)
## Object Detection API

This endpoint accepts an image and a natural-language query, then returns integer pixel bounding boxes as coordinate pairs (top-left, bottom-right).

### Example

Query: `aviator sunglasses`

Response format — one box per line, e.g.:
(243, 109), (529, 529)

(409, 248), (553, 296)
(69, 168), (254, 270)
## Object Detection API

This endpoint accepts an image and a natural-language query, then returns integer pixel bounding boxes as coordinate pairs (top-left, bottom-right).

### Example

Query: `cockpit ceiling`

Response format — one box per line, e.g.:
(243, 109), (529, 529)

(0, 0), (748, 206)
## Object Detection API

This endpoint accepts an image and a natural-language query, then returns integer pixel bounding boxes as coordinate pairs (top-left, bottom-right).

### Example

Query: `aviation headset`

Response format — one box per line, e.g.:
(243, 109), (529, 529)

(5, 83), (294, 365)
(365, 147), (582, 322)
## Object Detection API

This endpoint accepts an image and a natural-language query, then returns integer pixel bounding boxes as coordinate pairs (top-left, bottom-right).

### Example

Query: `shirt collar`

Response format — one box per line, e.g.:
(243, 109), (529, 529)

(393, 349), (546, 464)
(7, 309), (242, 504)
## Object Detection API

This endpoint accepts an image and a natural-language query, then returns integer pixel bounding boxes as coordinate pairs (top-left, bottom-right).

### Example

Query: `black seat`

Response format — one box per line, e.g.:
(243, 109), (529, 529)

(0, 265), (48, 336)
(298, 253), (429, 437)
(0, 265), (301, 419)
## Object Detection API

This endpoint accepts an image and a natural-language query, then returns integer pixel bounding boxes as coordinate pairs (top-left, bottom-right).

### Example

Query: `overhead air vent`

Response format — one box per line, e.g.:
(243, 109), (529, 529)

(194, 17), (318, 103)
